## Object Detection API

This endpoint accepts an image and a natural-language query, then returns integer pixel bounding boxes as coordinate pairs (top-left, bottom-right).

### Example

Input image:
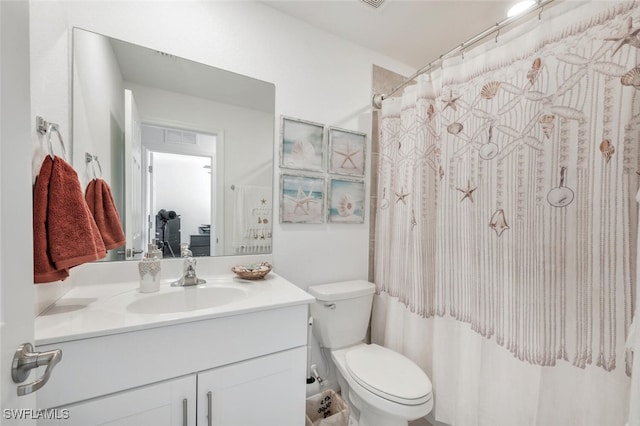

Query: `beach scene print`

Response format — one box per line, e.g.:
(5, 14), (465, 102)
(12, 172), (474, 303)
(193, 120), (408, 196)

(281, 174), (325, 223)
(281, 117), (325, 171)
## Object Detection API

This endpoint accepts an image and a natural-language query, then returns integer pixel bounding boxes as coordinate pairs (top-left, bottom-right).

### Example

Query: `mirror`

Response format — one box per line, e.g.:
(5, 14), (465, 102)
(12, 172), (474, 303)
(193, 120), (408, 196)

(72, 28), (275, 260)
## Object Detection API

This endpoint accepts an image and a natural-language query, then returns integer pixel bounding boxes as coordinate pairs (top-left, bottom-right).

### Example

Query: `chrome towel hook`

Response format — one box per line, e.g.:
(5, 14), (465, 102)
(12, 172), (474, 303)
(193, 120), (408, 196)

(36, 116), (66, 161)
(85, 152), (103, 178)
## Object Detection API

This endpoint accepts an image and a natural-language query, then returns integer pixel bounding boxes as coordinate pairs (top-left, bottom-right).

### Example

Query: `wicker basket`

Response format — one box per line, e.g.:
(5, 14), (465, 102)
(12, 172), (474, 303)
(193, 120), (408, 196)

(231, 262), (272, 280)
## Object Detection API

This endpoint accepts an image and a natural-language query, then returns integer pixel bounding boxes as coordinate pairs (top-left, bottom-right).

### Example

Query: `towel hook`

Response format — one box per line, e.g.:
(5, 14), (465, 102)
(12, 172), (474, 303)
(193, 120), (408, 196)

(36, 116), (66, 161)
(85, 152), (102, 179)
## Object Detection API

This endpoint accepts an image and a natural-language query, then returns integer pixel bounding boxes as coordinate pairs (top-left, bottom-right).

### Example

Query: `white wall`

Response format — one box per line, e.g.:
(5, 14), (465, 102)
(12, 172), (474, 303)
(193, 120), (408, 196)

(29, 1), (414, 289)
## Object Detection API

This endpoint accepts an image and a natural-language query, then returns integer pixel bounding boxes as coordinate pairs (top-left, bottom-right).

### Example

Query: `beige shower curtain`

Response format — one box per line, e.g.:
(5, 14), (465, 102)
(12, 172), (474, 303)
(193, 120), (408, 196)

(373, 1), (638, 424)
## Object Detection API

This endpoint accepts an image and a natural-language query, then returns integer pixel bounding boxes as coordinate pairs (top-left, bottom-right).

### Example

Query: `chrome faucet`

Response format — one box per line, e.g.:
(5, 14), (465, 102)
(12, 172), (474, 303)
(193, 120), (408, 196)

(171, 245), (206, 287)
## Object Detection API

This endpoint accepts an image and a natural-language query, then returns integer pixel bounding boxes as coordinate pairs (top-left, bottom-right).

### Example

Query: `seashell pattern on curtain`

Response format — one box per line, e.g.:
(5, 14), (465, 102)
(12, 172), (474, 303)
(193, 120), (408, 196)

(374, 1), (639, 373)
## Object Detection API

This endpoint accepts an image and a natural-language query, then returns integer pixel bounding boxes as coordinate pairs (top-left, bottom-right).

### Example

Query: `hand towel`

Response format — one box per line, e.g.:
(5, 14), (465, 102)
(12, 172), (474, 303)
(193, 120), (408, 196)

(33, 156), (106, 284)
(85, 178), (126, 250)
(33, 156), (69, 283)
(232, 185), (272, 253)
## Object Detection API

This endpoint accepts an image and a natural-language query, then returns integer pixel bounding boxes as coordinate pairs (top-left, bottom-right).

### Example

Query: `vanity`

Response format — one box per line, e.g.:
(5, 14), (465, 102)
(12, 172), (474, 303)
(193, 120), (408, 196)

(34, 267), (314, 425)
(30, 25), (301, 425)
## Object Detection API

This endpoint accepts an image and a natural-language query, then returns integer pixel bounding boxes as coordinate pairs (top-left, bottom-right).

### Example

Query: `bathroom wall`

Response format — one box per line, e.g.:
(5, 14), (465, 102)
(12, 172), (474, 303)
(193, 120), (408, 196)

(29, 0), (414, 302)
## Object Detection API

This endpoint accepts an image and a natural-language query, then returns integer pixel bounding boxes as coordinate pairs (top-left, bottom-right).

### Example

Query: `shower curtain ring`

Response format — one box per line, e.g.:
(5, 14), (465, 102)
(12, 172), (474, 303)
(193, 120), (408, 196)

(495, 29), (500, 43)
(538, 5), (544, 20)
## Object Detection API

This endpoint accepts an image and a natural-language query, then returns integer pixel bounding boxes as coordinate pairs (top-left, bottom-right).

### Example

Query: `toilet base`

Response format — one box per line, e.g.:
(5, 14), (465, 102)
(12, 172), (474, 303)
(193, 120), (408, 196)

(349, 388), (414, 426)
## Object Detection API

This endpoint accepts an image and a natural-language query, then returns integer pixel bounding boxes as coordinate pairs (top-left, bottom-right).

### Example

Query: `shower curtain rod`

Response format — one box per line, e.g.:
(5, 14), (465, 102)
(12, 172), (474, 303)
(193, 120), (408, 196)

(372, 0), (555, 108)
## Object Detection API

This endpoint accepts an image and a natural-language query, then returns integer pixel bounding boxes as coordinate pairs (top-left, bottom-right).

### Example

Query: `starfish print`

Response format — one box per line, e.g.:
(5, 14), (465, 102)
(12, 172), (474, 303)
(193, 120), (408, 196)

(456, 180), (477, 203)
(605, 16), (640, 56)
(261, 198), (267, 205)
(284, 187), (318, 215)
(441, 93), (461, 111)
(395, 187), (410, 204)
(333, 143), (361, 168)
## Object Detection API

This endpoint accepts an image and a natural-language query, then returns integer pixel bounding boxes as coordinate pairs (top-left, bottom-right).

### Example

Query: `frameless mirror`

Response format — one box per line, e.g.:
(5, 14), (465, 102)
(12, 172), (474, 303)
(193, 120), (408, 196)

(72, 28), (275, 261)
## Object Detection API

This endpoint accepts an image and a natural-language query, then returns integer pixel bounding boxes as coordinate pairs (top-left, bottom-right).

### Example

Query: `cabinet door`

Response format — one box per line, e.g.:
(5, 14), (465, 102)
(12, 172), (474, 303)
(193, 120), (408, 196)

(197, 347), (306, 426)
(39, 375), (196, 426)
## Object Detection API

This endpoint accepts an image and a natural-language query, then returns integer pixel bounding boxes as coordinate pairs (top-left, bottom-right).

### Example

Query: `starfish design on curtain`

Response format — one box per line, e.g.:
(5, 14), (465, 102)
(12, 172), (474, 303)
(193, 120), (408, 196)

(395, 187), (410, 204)
(456, 180), (477, 203)
(605, 16), (640, 55)
(442, 93), (461, 111)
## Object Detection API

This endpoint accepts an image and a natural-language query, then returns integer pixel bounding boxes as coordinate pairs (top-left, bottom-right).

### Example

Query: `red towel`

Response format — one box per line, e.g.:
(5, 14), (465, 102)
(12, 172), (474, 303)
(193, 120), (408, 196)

(85, 178), (126, 250)
(33, 156), (106, 284)
(33, 156), (68, 283)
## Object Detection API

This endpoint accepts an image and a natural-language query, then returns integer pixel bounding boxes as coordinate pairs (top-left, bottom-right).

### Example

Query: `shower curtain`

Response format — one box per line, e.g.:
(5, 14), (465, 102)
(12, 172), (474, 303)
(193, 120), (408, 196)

(372, 1), (638, 425)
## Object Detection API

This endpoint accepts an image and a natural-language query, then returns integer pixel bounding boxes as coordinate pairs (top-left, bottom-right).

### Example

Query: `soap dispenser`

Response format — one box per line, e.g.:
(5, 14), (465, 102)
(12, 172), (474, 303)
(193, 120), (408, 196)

(138, 243), (161, 293)
(149, 239), (163, 259)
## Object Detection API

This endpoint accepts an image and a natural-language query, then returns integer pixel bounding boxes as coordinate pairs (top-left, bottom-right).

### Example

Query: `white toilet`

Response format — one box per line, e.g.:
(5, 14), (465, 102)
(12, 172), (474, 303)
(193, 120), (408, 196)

(308, 280), (433, 426)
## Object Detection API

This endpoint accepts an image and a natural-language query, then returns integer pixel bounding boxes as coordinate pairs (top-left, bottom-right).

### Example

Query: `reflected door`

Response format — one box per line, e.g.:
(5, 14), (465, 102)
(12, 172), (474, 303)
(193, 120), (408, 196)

(124, 89), (143, 259)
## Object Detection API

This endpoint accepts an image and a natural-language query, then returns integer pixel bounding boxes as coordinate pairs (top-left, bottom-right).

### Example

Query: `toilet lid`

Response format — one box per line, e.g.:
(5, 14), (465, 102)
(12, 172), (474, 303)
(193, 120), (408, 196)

(345, 344), (432, 405)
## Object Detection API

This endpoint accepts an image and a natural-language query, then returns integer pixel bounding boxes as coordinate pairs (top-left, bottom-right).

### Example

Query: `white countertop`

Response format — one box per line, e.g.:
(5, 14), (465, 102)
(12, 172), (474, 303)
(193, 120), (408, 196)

(35, 272), (314, 346)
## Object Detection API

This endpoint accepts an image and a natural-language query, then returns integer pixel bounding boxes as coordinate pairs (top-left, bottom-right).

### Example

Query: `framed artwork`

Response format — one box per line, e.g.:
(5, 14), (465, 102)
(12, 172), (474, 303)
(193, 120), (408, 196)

(328, 127), (366, 177)
(280, 173), (325, 224)
(280, 116), (325, 172)
(328, 178), (365, 224)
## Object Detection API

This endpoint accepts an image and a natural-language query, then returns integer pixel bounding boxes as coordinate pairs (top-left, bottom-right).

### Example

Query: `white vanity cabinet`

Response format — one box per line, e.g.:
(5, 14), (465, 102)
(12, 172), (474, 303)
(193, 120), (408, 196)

(44, 375), (197, 426)
(197, 347), (305, 425)
(35, 301), (310, 426)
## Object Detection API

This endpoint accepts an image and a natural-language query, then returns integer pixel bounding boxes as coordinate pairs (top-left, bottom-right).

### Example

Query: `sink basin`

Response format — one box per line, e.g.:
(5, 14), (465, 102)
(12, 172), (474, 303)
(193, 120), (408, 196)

(126, 285), (249, 315)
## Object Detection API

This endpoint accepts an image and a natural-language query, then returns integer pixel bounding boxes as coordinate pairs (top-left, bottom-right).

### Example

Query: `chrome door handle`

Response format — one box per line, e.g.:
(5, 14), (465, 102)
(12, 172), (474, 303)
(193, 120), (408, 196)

(182, 398), (188, 426)
(207, 391), (212, 426)
(116, 248), (143, 257)
(11, 343), (62, 396)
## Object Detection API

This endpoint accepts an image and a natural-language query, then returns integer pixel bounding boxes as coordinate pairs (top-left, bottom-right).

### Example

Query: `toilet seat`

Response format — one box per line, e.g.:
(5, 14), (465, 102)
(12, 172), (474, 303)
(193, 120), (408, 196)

(345, 344), (432, 406)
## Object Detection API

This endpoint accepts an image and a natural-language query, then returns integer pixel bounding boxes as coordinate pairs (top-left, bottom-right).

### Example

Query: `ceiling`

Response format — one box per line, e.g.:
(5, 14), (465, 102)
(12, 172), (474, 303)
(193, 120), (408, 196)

(263, 0), (520, 69)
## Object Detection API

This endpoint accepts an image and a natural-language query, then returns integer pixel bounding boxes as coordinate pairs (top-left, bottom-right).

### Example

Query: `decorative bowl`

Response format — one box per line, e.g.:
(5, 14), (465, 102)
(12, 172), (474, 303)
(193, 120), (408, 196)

(231, 262), (272, 280)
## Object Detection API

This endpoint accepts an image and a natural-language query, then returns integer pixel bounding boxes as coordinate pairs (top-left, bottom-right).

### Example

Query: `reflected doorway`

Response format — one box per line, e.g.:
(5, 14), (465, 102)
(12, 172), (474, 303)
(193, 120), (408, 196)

(141, 124), (221, 257)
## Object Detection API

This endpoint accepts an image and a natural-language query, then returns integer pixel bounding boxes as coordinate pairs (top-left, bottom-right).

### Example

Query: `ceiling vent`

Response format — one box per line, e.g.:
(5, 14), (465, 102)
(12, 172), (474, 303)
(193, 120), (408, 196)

(360, 0), (385, 8)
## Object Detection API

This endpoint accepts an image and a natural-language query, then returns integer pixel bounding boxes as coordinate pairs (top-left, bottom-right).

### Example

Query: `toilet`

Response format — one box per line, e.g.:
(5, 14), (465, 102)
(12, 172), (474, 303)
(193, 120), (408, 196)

(308, 280), (433, 426)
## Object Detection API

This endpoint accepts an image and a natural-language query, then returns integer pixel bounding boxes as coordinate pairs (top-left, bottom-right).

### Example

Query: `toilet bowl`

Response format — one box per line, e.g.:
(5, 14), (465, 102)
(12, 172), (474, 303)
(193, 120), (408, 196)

(308, 281), (433, 426)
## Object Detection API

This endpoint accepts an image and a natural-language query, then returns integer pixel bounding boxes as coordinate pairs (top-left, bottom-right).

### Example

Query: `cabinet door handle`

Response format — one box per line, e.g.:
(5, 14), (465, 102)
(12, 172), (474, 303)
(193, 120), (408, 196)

(207, 391), (212, 426)
(182, 398), (187, 426)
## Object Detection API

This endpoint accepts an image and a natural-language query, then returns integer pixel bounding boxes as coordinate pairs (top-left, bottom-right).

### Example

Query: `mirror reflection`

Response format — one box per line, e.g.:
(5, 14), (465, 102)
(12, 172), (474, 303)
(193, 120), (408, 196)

(72, 28), (275, 261)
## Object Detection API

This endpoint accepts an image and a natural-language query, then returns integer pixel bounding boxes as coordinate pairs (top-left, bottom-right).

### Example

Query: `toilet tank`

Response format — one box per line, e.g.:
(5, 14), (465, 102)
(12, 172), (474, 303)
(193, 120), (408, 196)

(308, 280), (376, 349)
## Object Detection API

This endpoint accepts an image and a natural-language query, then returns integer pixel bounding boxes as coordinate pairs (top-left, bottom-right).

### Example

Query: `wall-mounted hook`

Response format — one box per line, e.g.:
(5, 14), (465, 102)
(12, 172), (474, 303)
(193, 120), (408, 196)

(85, 152), (102, 178)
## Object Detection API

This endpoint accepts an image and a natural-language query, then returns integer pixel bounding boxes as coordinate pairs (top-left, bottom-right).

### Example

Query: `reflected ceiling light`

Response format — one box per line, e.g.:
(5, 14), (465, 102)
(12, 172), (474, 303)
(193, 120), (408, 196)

(507, 0), (536, 18)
